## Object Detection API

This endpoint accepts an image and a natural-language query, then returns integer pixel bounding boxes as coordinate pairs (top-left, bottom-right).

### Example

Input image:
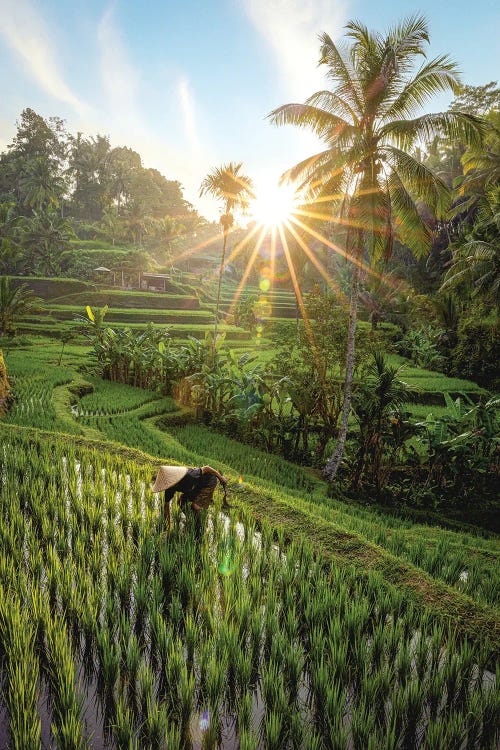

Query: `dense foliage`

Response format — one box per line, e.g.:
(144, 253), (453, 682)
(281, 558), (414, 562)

(0, 108), (212, 280)
(74, 291), (498, 514)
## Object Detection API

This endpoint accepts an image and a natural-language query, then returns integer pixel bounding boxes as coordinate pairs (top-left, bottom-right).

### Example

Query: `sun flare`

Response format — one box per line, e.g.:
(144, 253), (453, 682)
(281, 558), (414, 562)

(249, 182), (298, 227)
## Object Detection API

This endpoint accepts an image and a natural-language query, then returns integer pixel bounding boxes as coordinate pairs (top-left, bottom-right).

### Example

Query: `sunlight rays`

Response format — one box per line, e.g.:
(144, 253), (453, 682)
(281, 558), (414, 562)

(289, 214), (403, 293)
(169, 232), (221, 266)
(227, 225), (270, 317)
(283, 219), (348, 305)
(277, 224), (328, 381)
(170, 181), (412, 331)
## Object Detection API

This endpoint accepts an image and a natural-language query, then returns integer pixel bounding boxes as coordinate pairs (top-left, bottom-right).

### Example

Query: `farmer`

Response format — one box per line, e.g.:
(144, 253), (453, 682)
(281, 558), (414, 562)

(152, 464), (229, 530)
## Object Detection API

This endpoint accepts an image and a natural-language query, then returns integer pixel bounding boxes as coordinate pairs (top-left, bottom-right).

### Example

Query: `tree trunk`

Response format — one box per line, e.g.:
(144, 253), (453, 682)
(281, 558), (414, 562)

(214, 231), (228, 343)
(324, 252), (362, 481)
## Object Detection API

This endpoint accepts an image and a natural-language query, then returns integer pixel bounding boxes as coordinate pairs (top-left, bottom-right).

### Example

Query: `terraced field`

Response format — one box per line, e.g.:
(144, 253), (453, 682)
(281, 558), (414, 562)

(13, 275), (300, 344)
(2, 340), (498, 615)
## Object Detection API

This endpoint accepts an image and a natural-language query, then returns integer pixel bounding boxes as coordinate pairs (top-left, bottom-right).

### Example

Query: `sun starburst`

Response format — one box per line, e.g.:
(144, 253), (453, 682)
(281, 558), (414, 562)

(248, 182), (298, 229)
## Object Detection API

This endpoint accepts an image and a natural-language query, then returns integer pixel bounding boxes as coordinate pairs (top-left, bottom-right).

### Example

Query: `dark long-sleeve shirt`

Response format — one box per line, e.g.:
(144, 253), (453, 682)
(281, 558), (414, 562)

(164, 467), (217, 502)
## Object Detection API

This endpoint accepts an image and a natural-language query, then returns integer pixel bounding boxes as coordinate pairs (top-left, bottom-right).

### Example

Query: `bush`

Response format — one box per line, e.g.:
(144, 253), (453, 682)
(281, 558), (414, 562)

(397, 327), (446, 370)
(453, 318), (500, 387)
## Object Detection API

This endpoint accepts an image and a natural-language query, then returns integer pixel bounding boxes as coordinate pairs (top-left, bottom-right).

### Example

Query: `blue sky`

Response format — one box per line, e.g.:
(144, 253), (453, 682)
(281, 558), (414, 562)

(0, 0), (498, 219)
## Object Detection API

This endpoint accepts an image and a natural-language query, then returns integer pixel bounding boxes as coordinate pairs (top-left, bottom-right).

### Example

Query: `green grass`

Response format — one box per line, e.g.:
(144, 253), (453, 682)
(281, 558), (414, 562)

(85, 404), (500, 609)
(7, 275), (95, 299)
(387, 355), (486, 394)
(51, 289), (201, 308)
(17, 319), (256, 341)
(76, 376), (161, 415)
(45, 304), (214, 324)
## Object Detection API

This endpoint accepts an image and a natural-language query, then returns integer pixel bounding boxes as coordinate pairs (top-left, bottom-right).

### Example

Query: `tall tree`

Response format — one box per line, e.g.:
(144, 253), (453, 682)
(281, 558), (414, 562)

(19, 156), (65, 212)
(269, 14), (484, 480)
(441, 188), (500, 307)
(67, 133), (112, 221)
(21, 211), (74, 276)
(148, 216), (186, 264)
(1, 109), (67, 214)
(199, 163), (254, 341)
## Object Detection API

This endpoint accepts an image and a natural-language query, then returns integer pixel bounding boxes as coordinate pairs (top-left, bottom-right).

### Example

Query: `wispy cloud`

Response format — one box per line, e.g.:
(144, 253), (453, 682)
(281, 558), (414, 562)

(242, 0), (349, 99)
(0, 0), (87, 114)
(177, 77), (201, 156)
(97, 6), (141, 117)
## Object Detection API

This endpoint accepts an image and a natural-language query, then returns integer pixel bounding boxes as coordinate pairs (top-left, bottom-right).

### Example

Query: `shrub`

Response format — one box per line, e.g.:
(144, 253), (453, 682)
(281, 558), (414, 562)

(398, 327), (446, 371)
(453, 318), (500, 387)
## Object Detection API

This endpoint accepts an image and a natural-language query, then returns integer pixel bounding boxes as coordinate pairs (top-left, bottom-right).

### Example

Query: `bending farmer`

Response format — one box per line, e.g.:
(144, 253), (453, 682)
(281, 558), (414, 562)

(152, 465), (228, 529)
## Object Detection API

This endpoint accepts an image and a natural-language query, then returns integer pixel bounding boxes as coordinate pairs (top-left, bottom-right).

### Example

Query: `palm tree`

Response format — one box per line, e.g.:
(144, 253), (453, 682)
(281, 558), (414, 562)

(269, 14), (485, 480)
(199, 163), (254, 342)
(20, 156), (65, 212)
(441, 188), (500, 306)
(441, 240), (500, 307)
(21, 210), (74, 276)
(0, 277), (42, 336)
(150, 216), (186, 264)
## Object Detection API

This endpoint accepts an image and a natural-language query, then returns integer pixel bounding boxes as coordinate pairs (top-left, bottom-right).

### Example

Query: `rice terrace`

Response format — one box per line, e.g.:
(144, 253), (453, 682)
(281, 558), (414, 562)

(0, 4), (499, 750)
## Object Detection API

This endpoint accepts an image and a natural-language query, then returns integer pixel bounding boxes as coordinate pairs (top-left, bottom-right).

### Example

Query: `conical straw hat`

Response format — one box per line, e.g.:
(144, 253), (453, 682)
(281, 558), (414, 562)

(152, 465), (188, 493)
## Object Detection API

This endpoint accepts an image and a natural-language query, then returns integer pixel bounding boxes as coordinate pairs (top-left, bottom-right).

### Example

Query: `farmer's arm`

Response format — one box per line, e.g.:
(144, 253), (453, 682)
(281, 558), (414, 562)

(201, 465), (228, 484)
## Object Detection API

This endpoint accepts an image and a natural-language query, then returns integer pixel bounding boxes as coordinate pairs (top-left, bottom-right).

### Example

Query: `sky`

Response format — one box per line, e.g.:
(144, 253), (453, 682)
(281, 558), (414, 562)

(0, 0), (498, 220)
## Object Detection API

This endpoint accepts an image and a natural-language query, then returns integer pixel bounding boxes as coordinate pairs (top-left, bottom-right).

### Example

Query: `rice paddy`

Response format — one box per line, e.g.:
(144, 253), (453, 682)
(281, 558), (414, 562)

(0, 430), (498, 749)
(3, 341), (499, 614)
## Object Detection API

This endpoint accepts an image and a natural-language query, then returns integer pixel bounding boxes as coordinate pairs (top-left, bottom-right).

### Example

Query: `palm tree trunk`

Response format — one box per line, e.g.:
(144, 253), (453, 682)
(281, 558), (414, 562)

(213, 231), (228, 343)
(324, 250), (362, 481)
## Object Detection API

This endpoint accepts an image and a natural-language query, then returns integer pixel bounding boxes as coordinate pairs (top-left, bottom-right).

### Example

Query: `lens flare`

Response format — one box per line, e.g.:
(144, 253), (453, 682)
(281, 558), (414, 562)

(217, 535), (236, 576)
(254, 297), (272, 320)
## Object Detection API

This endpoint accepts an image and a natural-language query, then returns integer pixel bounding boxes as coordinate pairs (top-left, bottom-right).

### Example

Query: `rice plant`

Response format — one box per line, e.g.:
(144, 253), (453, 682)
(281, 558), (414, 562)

(0, 427), (498, 749)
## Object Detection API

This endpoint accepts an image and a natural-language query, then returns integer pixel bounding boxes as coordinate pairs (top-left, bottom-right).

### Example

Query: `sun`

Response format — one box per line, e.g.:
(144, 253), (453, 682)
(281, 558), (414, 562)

(249, 182), (298, 228)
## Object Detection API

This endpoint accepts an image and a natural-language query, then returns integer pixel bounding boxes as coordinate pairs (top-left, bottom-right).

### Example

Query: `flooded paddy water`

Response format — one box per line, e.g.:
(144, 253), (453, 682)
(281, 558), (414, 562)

(0, 437), (498, 749)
